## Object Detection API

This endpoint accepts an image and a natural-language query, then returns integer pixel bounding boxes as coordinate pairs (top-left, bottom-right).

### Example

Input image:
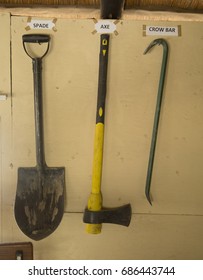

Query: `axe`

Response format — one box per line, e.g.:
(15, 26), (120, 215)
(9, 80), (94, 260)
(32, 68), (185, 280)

(83, 0), (132, 234)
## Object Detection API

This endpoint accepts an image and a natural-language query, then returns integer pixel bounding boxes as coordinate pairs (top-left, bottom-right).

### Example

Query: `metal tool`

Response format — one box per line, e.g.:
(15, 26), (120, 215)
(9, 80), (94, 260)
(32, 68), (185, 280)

(143, 38), (169, 205)
(14, 34), (65, 241)
(83, 0), (132, 234)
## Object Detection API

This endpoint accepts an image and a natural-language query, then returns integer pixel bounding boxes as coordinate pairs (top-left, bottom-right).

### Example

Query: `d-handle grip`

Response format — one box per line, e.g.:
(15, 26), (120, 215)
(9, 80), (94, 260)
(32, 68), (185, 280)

(22, 34), (50, 44)
(22, 34), (50, 59)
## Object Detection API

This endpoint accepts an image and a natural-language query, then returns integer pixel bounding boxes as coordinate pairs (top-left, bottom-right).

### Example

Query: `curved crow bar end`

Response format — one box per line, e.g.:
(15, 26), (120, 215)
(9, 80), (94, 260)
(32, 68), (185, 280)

(144, 38), (168, 55)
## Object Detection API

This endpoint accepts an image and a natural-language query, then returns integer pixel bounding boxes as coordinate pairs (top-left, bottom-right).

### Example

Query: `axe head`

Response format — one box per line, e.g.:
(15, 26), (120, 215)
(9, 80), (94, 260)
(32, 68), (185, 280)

(83, 204), (132, 227)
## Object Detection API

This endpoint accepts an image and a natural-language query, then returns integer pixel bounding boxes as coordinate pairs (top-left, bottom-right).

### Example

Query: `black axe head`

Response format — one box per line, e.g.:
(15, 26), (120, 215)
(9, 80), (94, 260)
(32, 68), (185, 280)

(83, 204), (132, 226)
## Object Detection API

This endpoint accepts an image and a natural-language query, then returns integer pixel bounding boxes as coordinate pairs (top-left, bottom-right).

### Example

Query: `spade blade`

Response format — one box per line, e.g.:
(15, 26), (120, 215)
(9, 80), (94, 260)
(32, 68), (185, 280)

(15, 166), (65, 241)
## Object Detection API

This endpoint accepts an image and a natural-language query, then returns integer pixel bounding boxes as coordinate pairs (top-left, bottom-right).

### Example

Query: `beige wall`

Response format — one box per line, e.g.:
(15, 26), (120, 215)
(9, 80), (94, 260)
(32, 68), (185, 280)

(0, 9), (203, 259)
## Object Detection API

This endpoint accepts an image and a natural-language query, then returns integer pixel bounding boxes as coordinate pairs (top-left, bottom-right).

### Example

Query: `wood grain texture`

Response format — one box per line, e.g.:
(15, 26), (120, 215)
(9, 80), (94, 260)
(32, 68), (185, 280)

(0, 242), (33, 260)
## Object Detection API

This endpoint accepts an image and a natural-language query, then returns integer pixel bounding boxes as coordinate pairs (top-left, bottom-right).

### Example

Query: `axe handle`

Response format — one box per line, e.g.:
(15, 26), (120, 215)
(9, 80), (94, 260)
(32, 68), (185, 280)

(86, 34), (110, 234)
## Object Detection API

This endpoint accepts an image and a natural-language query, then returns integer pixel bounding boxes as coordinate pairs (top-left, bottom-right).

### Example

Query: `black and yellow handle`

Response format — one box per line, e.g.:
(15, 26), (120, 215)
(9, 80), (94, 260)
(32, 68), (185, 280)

(86, 34), (110, 234)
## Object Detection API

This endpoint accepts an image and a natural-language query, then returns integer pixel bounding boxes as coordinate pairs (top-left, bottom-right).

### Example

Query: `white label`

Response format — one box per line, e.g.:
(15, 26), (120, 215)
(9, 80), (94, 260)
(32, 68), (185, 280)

(145, 25), (180, 36)
(27, 19), (55, 30)
(95, 20), (116, 34)
(0, 95), (7, 101)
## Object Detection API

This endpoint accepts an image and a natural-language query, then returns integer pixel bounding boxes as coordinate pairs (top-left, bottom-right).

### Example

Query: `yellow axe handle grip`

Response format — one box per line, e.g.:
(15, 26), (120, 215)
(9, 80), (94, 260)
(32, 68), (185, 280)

(86, 123), (104, 234)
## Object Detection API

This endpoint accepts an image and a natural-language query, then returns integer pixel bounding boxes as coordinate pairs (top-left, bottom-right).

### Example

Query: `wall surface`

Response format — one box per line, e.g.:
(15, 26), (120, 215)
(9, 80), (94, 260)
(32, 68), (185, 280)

(0, 9), (203, 260)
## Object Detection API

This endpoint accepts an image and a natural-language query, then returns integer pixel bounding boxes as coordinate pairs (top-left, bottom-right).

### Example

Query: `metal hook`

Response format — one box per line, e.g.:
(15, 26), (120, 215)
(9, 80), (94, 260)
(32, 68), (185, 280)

(144, 38), (169, 205)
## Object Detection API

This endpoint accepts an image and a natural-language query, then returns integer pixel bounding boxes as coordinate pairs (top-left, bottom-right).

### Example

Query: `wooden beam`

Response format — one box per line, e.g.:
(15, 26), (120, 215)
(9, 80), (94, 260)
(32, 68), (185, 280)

(0, 0), (202, 13)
